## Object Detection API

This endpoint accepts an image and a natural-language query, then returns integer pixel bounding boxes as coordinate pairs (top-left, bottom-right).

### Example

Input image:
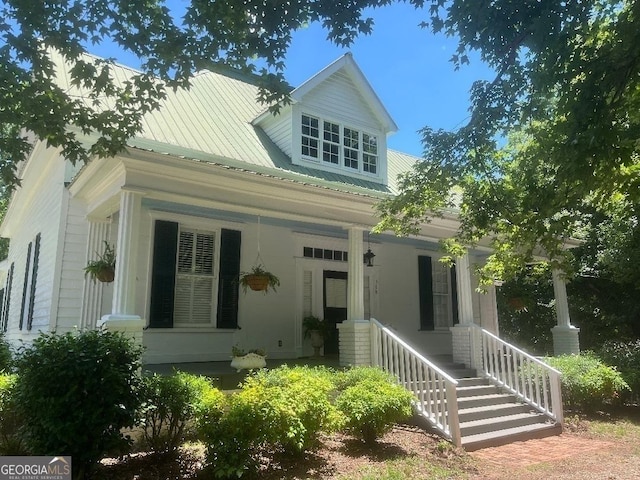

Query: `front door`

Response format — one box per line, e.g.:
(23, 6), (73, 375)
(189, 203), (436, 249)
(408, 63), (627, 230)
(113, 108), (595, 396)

(323, 270), (347, 355)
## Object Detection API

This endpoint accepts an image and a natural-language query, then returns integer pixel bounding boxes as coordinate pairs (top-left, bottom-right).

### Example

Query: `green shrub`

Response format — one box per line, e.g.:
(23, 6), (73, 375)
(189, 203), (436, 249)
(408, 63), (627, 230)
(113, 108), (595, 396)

(335, 367), (414, 444)
(0, 333), (11, 373)
(13, 330), (143, 480)
(248, 365), (340, 452)
(334, 365), (397, 390)
(201, 365), (339, 478)
(200, 392), (258, 479)
(544, 353), (629, 410)
(598, 340), (640, 403)
(139, 372), (218, 454)
(0, 374), (27, 455)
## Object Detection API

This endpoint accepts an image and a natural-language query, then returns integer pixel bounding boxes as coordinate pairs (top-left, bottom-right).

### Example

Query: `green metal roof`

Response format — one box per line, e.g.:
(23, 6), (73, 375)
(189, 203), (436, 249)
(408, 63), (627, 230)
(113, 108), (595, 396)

(53, 51), (421, 197)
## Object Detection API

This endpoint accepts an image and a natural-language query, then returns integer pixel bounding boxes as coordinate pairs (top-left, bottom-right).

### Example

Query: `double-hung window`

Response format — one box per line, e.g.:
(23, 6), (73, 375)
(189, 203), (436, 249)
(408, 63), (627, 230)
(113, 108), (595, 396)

(174, 228), (216, 325)
(301, 113), (378, 176)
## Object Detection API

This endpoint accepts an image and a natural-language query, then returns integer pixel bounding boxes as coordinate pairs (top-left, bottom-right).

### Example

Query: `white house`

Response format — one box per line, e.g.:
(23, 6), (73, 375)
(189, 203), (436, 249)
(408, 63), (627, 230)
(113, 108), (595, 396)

(0, 51), (579, 369)
(1, 50), (584, 448)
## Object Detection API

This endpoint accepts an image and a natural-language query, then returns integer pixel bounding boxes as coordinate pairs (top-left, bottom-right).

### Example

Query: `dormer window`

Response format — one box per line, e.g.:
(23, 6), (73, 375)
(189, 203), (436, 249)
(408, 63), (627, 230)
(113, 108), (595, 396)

(301, 113), (378, 175)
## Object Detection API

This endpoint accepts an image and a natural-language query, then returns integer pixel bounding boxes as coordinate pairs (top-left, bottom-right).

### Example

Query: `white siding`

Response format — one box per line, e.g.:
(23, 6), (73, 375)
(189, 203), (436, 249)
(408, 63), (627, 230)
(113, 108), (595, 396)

(260, 106), (293, 157)
(301, 71), (382, 132)
(2, 146), (68, 343)
(54, 196), (90, 332)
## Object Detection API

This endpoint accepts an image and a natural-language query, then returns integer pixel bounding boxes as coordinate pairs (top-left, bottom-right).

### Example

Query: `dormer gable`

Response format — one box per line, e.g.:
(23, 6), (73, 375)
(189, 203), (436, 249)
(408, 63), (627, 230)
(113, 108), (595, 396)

(255, 54), (397, 186)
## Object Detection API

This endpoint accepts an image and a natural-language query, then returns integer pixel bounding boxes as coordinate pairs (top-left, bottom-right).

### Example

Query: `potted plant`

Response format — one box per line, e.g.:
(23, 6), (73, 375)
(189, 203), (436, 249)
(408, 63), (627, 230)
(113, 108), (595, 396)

(239, 264), (280, 293)
(230, 344), (267, 371)
(303, 315), (329, 357)
(84, 241), (116, 283)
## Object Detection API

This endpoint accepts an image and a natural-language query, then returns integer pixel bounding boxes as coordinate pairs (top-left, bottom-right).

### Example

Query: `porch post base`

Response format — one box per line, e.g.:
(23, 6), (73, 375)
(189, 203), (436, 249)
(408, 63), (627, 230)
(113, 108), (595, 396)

(338, 319), (371, 367)
(450, 325), (482, 370)
(552, 325), (580, 355)
(98, 314), (144, 346)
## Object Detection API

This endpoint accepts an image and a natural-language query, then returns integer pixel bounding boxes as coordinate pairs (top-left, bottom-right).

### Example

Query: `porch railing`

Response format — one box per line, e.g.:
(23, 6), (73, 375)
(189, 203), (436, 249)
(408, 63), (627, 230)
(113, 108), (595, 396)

(474, 326), (564, 424)
(370, 318), (461, 446)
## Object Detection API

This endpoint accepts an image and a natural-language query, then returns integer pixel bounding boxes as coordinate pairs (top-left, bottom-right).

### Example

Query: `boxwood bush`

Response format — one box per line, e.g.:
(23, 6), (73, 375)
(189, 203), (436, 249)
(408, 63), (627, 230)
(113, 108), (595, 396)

(598, 340), (640, 403)
(0, 373), (27, 455)
(334, 367), (414, 444)
(139, 371), (219, 454)
(201, 365), (340, 477)
(544, 353), (629, 410)
(13, 330), (143, 480)
(0, 333), (11, 373)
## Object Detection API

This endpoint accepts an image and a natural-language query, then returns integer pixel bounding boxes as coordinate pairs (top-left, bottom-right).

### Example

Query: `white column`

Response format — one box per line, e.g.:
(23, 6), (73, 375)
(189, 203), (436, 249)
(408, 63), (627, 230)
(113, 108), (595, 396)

(99, 190), (144, 341)
(338, 226), (370, 366)
(80, 219), (110, 329)
(450, 254), (481, 369)
(347, 227), (365, 320)
(551, 269), (580, 355)
(455, 254), (474, 325)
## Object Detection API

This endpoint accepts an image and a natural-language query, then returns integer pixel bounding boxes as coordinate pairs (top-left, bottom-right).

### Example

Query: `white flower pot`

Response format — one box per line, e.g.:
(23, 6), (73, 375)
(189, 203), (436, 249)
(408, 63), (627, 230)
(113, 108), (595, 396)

(230, 353), (267, 372)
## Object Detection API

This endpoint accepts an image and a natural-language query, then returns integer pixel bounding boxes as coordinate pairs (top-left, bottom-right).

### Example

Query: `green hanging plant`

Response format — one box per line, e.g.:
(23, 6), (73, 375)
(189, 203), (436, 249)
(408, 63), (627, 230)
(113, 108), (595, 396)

(84, 241), (116, 283)
(239, 265), (280, 294)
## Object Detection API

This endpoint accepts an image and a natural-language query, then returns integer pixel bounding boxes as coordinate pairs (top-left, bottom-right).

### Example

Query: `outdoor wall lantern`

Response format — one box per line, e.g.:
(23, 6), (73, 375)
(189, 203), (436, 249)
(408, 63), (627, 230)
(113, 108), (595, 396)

(363, 232), (376, 267)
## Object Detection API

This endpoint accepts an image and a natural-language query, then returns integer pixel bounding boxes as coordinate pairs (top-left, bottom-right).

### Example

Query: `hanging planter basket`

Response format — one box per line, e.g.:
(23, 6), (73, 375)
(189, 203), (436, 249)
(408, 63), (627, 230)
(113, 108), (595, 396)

(239, 265), (280, 294)
(239, 217), (280, 294)
(245, 274), (270, 292)
(95, 266), (115, 283)
(84, 241), (116, 284)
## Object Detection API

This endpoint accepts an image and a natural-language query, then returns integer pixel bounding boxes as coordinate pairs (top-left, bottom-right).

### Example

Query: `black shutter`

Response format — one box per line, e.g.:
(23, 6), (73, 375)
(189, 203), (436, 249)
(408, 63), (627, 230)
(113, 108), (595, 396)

(19, 241), (32, 330)
(149, 220), (178, 328)
(418, 255), (434, 330)
(217, 229), (241, 329)
(26, 233), (41, 330)
(1, 262), (14, 332)
(451, 263), (459, 325)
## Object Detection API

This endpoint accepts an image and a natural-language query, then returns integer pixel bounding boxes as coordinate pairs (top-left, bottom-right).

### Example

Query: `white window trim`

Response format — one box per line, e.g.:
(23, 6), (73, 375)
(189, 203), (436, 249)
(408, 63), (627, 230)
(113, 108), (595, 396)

(295, 107), (386, 183)
(145, 210), (245, 329)
(173, 226), (219, 327)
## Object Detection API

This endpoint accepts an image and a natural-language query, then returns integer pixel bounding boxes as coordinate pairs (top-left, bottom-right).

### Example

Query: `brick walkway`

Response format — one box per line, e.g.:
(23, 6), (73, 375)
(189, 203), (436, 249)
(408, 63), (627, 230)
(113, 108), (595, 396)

(469, 434), (615, 468)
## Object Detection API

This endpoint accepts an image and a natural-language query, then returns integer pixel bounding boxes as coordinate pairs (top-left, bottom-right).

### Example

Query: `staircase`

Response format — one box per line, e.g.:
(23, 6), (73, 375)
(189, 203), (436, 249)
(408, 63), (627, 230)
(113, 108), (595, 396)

(454, 370), (562, 450)
(371, 320), (564, 451)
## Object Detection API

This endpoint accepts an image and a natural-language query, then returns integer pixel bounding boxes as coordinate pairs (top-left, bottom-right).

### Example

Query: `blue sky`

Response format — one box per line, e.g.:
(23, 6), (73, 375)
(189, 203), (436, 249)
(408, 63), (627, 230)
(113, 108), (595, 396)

(91, 2), (494, 157)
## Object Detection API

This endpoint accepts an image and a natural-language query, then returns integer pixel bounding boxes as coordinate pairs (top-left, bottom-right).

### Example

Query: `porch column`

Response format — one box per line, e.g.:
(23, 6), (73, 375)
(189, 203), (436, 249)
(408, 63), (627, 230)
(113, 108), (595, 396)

(450, 254), (482, 369)
(98, 190), (144, 343)
(338, 227), (370, 366)
(551, 269), (580, 355)
(80, 219), (110, 329)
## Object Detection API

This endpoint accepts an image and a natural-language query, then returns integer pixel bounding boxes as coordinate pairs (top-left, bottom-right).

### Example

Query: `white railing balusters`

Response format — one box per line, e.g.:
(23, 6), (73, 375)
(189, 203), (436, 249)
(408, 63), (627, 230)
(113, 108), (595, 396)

(472, 326), (563, 423)
(370, 319), (461, 446)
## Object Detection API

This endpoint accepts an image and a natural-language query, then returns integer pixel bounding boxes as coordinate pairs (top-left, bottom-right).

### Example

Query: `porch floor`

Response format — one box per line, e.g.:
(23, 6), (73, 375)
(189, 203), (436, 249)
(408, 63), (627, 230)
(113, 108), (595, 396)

(144, 355), (342, 390)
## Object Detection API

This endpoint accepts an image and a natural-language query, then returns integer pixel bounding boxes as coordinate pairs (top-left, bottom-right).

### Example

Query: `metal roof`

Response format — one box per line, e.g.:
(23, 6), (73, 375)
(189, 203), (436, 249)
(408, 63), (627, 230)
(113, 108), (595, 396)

(53, 50), (421, 196)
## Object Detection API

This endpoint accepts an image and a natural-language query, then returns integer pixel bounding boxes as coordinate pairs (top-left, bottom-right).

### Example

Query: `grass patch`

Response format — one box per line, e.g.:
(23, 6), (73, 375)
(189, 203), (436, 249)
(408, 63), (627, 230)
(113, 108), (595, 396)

(337, 455), (470, 480)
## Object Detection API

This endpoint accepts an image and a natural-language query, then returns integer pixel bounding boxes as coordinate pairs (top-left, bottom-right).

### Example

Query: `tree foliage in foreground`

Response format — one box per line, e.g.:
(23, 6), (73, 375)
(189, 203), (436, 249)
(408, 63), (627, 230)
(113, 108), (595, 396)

(0, 0), (426, 189)
(376, 0), (640, 283)
(2, 0), (639, 284)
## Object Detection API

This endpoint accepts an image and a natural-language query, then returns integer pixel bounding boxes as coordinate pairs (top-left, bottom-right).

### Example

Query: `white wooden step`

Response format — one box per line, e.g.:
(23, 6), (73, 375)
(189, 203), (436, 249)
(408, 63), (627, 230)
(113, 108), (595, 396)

(458, 402), (534, 423)
(462, 422), (562, 451)
(460, 412), (549, 437)
(457, 393), (517, 409)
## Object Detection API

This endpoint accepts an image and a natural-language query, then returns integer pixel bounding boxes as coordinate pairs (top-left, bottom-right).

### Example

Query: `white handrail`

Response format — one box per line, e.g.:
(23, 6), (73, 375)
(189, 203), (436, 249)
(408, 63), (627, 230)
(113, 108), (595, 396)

(370, 318), (461, 446)
(473, 326), (564, 424)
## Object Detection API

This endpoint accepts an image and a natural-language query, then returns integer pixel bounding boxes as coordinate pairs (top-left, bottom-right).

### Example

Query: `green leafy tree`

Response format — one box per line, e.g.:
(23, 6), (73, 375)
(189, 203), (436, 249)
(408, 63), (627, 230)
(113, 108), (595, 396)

(376, 0), (640, 283)
(3, 0), (639, 286)
(0, 0), (422, 190)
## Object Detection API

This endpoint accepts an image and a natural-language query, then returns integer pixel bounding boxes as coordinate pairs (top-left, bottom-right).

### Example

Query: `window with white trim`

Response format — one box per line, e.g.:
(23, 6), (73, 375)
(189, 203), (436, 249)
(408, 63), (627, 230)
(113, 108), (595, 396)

(174, 228), (216, 325)
(432, 260), (452, 329)
(301, 113), (379, 176)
